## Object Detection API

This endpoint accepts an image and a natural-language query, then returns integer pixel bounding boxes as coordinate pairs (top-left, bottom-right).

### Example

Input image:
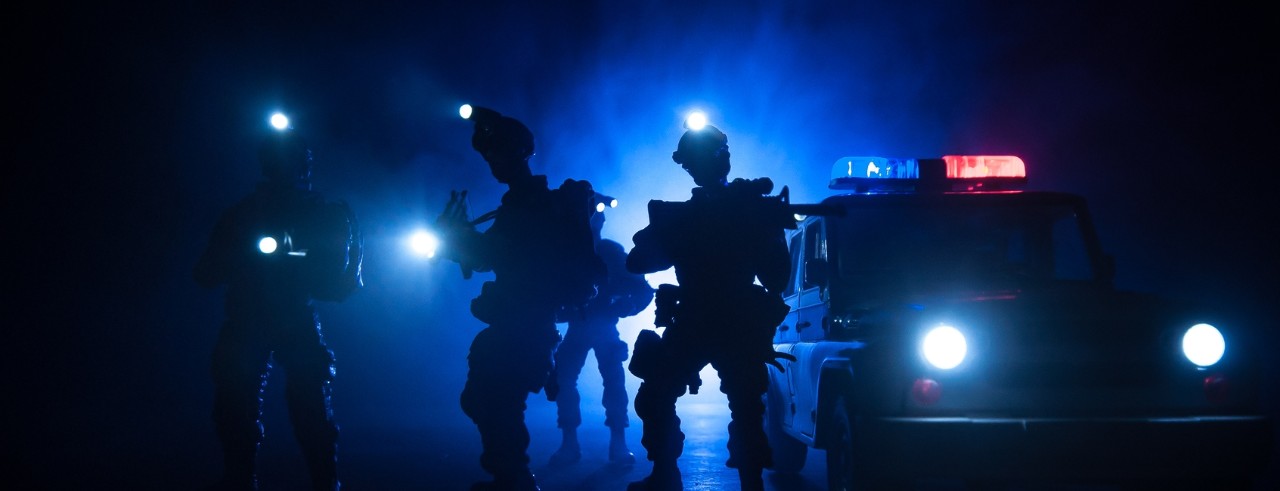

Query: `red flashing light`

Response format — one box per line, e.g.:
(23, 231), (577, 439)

(911, 378), (942, 405)
(1203, 374), (1229, 404)
(831, 155), (1027, 192)
(942, 155), (1026, 179)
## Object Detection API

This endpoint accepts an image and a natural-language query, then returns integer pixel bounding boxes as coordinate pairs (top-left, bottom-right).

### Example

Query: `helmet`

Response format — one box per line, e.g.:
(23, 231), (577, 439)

(671, 125), (730, 184)
(672, 125), (728, 164)
(472, 115), (535, 162)
(259, 129), (313, 185)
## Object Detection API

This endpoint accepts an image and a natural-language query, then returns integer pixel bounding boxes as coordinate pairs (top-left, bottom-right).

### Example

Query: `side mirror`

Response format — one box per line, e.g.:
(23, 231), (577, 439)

(805, 257), (829, 289)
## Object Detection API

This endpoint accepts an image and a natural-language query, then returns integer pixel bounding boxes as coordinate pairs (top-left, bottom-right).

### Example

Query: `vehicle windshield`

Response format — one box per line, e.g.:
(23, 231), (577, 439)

(833, 199), (1094, 296)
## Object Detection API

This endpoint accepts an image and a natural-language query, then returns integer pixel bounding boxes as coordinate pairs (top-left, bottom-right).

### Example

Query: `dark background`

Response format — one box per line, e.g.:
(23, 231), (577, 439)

(11, 1), (1277, 489)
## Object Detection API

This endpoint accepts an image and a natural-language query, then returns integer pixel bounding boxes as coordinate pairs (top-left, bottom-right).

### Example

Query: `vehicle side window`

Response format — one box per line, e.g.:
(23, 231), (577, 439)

(1052, 211), (1091, 280)
(784, 230), (802, 297)
(802, 220), (825, 290)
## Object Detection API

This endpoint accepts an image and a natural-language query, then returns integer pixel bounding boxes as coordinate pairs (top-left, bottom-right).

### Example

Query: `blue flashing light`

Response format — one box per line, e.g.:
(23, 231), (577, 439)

(830, 155), (1027, 193)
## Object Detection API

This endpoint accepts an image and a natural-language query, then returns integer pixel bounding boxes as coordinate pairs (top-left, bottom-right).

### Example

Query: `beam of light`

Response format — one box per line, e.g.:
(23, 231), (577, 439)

(408, 229), (440, 258)
(459, 104), (473, 120)
(270, 113), (290, 131)
(921, 324), (967, 369)
(1182, 323), (1225, 367)
(258, 236), (278, 254)
(684, 111), (708, 131)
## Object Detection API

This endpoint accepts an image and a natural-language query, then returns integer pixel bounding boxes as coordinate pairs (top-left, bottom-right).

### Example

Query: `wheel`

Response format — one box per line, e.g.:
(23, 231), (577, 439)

(825, 395), (858, 491)
(764, 379), (807, 473)
(825, 395), (907, 491)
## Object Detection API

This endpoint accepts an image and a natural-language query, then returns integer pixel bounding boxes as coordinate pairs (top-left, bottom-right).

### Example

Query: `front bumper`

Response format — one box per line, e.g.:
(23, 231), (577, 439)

(863, 414), (1274, 480)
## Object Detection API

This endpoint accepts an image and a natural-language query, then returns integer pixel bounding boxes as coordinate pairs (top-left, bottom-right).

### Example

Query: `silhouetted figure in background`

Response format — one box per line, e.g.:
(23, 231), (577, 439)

(194, 126), (363, 491)
(436, 106), (605, 491)
(548, 197), (654, 467)
(625, 124), (791, 491)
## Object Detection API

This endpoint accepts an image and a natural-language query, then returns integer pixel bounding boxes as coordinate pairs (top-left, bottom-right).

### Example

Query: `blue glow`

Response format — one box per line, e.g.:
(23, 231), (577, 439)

(684, 111), (708, 131)
(269, 113), (289, 131)
(408, 229), (439, 258)
(459, 104), (473, 120)
(831, 156), (920, 181)
(1182, 323), (1225, 367)
(258, 236), (278, 254)
(921, 324), (967, 369)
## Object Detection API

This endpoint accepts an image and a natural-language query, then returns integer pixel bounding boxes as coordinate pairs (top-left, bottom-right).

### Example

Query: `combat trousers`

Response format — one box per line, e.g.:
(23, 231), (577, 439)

(211, 308), (339, 490)
(632, 339), (772, 471)
(553, 318), (631, 430)
(460, 321), (561, 479)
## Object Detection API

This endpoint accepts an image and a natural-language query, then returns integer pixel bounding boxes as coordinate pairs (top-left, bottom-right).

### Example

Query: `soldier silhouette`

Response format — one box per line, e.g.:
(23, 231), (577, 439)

(435, 105), (606, 491)
(194, 118), (363, 491)
(625, 120), (792, 491)
(548, 194), (654, 467)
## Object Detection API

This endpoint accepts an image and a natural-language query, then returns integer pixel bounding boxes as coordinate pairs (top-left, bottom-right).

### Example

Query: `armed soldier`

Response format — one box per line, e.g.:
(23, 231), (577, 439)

(194, 117), (363, 491)
(548, 195), (654, 467)
(435, 105), (606, 491)
(625, 121), (792, 491)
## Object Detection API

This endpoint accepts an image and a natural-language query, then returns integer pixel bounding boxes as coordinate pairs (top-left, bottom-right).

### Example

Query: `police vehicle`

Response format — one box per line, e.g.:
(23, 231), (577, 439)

(764, 156), (1273, 490)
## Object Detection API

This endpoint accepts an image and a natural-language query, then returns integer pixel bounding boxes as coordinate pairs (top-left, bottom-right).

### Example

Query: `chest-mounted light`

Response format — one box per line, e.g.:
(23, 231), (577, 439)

(830, 155), (1026, 193)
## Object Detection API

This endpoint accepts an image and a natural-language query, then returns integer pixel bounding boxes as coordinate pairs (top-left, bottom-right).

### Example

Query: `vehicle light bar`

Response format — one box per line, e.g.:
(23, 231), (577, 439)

(830, 155), (1027, 193)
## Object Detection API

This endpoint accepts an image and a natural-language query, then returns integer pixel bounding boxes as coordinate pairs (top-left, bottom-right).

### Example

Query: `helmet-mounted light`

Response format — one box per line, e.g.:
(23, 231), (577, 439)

(259, 112), (313, 187)
(830, 155), (1026, 193)
(459, 104), (533, 160)
(258, 236), (279, 254)
(459, 104), (503, 125)
(593, 193), (618, 213)
(269, 113), (290, 131)
(684, 111), (708, 131)
(673, 116), (728, 166)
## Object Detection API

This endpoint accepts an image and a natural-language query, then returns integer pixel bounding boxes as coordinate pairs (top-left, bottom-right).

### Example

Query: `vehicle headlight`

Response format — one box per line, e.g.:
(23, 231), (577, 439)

(1181, 323), (1225, 367)
(922, 324), (967, 370)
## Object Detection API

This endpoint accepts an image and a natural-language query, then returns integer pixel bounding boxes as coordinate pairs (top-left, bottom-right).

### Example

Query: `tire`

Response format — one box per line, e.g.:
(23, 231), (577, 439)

(764, 381), (807, 473)
(825, 395), (908, 491)
(825, 395), (858, 491)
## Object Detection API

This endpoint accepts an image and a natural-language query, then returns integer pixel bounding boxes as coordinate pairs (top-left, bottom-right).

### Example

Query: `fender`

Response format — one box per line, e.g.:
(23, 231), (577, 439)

(813, 356), (855, 450)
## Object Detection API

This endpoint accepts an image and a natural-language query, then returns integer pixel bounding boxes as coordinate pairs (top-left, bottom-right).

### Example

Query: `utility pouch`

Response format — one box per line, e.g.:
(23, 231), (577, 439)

(629, 328), (663, 380)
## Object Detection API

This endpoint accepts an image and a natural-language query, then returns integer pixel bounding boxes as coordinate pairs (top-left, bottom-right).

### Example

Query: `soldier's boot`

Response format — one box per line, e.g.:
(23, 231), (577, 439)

(549, 427), (581, 467)
(300, 436), (339, 491)
(471, 469), (540, 491)
(738, 467), (764, 491)
(608, 426), (635, 464)
(307, 457), (340, 491)
(210, 448), (259, 491)
(627, 460), (681, 491)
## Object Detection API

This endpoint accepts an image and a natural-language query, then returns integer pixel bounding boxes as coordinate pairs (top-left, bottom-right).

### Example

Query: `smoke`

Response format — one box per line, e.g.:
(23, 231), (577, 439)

(24, 2), (1274, 484)
(161, 0), (1114, 437)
